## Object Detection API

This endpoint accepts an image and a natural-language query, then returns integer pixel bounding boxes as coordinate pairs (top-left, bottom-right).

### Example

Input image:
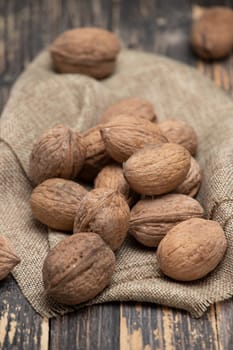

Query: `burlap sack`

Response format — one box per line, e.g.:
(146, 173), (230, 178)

(0, 49), (233, 318)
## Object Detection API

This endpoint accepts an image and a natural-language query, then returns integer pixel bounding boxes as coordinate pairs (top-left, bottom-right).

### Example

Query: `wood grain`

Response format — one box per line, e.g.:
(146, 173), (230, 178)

(0, 0), (233, 349)
(49, 304), (120, 350)
(0, 276), (48, 350)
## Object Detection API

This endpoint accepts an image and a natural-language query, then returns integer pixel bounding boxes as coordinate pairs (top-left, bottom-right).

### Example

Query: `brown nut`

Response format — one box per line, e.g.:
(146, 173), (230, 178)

(175, 157), (201, 197)
(99, 97), (156, 123)
(50, 27), (121, 78)
(43, 232), (115, 305)
(129, 194), (204, 247)
(94, 163), (138, 207)
(101, 115), (167, 163)
(123, 143), (191, 195)
(157, 218), (227, 281)
(73, 188), (130, 251)
(78, 125), (111, 182)
(30, 178), (87, 231)
(29, 125), (86, 185)
(0, 236), (20, 280)
(159, 119), (198, 155)
(191, 7), (233, 60)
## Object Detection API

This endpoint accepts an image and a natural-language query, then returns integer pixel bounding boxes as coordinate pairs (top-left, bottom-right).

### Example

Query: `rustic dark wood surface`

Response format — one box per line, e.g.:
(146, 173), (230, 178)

(0, 1), (233, 349)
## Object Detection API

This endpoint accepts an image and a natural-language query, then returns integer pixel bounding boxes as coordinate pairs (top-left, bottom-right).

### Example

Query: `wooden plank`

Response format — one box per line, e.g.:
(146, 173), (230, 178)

(215, 300), (233, 350)
(49, 304), (120, 350)
(0, 276), (48, 350)
(120, 302), (219, 350)
(0, 2), (49, 347)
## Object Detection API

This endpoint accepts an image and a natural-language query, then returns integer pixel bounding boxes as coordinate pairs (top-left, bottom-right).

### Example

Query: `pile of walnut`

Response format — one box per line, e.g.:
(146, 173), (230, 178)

(29, 97), (227, 306)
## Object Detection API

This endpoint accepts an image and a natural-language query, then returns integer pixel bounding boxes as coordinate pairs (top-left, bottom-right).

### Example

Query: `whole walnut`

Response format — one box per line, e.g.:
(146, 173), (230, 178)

(99, 97), (157, 123)
(123, 143), (191, 195)
(101, 115), (167, 163)
(0, 236), (20, 280)
(129, 194), (204, 247)
(30, 178), (87, 231)
(94, 163), (138, 207)
(43, 232), (115, 305)
(159, 119), (198, 155)
(175, 157), (201, 197)
(157, 218), (227, 281)
(74, 188), (130, 251)
(78, 125), (111, 182)
(191, 7), (233, 60)
(29, 125), (86, 185)
(50, 27), (121, 78)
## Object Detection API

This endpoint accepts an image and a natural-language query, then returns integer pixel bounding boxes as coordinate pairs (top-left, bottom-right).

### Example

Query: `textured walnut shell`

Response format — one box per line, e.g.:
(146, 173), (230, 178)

(175, 157), (201, 197)
(159, 119), (198, 155)
(29, 125), (86, 185)
(123, 143), (191, 195)
(74, 188), (130, 251)
(30, 178), (87, 231)
(157, 218), (227, 281)
(78, 125), (111, 182)
(94, 163), (138, 207)
(43, 232), (115, 305)
(50, 27), (121, 78)
(99, 97), (156, 123)
(101, 115), (167, 163)
(191, 7), (233, 60)
(129, 194), (204, 247)
(0, 236), (20, 280)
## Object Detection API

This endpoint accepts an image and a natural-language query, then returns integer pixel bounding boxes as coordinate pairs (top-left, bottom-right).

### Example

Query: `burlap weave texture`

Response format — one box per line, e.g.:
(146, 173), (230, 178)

(0, 49), (233, 317)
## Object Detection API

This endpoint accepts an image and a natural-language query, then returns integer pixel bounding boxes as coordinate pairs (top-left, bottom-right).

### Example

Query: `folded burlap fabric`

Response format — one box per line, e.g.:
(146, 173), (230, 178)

(0, 49), (233, 318)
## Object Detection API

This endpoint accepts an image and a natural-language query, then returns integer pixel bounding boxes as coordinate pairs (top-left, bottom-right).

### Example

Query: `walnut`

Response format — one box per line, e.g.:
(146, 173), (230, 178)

(129, 194), (204, 247)
(30, 178), (87, 231)
(101, 115), (167, 163)
(73, 188), (130, 251)
(43, 232), (115, 305)
(29, 125), (86, 185)
(50, 27), (121, 78)
(0, 236), (20, 280)
(99, 97), (156, 123)
(157, 218), (227, 281)
(123, 143), (191, 195)
(159, 119), (198, 155)
(94, 163), (138, 207)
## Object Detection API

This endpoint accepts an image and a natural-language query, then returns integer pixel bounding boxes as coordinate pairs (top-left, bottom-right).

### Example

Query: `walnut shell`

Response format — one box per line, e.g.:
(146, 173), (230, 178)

(29, 125), (86, 185)
(50, 27), (121, 78)
(101, 115), (167, 163)
(123, 143), (191, 195)
(0, 236), (20, 280)
(43, 232), (115, 305)
(191, 7), (233, 60)
(73, 188), (130, 251)
(157, 218), (227, 281)
(78, 125), (111, 182)
(129, 194), (204, 247)
(30, 178), (87, 231)
(175, 157), (201, 197)
(94, 163), (138, 207)
(99, 97), (156, 123)
(159, 119), (198, 155)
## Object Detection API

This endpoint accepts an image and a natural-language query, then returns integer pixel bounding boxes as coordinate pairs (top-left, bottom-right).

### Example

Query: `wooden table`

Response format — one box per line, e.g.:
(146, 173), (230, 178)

(0, 1), (233, 349)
